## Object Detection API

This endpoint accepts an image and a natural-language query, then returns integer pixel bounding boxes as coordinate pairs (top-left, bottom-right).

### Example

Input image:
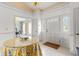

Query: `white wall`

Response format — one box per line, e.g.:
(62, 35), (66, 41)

(0, 3), (32, 45)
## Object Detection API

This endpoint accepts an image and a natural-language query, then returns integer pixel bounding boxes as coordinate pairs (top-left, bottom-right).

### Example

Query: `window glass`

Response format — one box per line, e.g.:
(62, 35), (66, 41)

(63, 16), (69, 32)
(38, 20), (41, 35)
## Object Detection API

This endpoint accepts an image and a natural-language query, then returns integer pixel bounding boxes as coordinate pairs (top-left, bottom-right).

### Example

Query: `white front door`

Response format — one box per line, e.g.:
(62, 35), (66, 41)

(46, 17), (60, 44)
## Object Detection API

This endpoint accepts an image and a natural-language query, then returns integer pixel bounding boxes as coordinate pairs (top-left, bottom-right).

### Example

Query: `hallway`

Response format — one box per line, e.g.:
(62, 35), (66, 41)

(0, 2), (79, 56)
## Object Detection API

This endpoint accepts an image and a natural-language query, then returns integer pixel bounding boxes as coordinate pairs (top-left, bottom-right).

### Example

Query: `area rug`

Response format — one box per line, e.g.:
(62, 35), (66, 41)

(44, 42), (60, 49)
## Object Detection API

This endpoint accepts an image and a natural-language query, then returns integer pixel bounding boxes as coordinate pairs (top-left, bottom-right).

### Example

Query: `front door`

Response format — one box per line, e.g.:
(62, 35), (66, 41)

(46, 17), (60, 44)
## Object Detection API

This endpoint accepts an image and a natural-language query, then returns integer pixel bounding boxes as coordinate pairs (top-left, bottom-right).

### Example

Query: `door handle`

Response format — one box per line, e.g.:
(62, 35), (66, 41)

(76, 33), (79, 35)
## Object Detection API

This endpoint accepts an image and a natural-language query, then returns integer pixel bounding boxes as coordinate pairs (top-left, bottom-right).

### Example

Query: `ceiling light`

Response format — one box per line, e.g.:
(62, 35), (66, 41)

(32, 2), (40, 6)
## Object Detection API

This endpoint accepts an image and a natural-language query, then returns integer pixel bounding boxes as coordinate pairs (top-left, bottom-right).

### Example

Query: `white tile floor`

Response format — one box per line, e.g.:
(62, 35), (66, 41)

(40, 43), (73, 56)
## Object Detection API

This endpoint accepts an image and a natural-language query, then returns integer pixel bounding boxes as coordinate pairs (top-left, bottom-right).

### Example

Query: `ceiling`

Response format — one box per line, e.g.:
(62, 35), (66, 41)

(24, 2), (57, 10)
(2, 2), (66, 12)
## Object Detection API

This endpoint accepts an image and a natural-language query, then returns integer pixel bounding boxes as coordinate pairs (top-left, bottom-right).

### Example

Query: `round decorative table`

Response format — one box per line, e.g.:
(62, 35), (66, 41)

(3, 38), (42, 56)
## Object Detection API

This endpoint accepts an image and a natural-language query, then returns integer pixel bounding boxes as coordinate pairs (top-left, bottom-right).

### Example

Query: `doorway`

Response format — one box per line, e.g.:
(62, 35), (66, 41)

(15, 16), (32, 38)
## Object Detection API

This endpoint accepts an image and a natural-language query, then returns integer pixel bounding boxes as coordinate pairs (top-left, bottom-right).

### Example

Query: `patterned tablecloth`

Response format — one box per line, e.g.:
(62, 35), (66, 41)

(3, 38), (42, 56)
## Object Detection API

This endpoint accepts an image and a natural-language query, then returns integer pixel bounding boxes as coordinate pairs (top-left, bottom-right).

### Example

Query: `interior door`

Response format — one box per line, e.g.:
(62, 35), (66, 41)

(46, 17), (60, 44)
(74, 8), (79, 47)
(73, 7), (79, 55)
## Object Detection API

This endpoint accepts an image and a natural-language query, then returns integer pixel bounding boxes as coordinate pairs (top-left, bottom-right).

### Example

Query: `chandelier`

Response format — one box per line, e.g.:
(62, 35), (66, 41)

(32, 2), (40, 6)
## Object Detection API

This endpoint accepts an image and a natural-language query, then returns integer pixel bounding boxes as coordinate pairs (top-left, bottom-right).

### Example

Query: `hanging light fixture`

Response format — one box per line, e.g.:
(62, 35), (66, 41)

(32, 2), (40, 6)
